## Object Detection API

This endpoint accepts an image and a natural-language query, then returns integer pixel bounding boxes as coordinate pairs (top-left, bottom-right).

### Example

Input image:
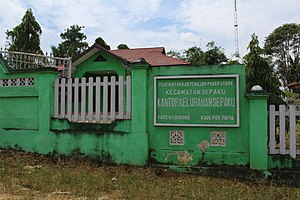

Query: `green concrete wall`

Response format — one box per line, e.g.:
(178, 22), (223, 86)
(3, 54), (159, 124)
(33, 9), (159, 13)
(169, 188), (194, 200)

(0, 52), (148, 165)
(1, 51), (292, 170)
(268, 155), (300, 170)
(0, 71), (39, 130)
(147, 65), (251, 167)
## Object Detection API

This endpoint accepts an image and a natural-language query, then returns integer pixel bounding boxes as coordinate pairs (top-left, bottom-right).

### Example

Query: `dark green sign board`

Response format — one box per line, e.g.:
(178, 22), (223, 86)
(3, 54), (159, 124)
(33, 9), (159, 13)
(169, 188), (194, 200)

(154, 75), (239, 127)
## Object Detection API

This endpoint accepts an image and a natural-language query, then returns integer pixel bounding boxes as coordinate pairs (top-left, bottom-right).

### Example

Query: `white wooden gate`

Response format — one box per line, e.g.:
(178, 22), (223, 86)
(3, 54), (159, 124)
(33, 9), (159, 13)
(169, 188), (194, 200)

(269, 105), (300, 158)
(53, 76), (131, 123)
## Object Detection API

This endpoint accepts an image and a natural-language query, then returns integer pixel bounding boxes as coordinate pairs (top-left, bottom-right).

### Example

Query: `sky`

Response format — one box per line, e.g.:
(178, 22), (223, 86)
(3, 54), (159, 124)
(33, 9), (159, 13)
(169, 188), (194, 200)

(0, 0), (299, 59)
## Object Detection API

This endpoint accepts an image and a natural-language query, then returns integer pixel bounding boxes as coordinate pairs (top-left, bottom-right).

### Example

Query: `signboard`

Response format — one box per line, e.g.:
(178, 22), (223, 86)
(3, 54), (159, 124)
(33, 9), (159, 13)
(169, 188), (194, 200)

(154, 75), (239, 127)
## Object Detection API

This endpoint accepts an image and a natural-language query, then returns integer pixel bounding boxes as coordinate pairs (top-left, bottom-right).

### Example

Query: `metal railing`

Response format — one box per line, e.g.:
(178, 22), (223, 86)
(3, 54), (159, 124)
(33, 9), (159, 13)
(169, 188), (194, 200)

(0, 49), (72, 77)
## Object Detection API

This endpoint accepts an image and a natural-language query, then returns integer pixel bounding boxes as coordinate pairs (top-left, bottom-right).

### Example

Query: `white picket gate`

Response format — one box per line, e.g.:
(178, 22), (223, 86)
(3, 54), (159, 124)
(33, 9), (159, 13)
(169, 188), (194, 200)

(269, 105), (300, 159)
(53, 76), (131, 123)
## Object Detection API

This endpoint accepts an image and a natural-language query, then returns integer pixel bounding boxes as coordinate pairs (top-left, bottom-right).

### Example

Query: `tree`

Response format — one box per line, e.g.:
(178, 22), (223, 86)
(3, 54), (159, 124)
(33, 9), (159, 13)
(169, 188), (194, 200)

(167, 42), (228, 66)
(244, 34), (284, 105)
(265, 23), (300, 87)
(182, 46), (205, 66)
(51, 25), (89, 57)
(95, 37), (110, 50)
(6, 8), (42, 53)
(51, 43), (67, 58)
(166, 50), (183, 60)
(204, 41), (228, 65)
(117, 44), (129, 50)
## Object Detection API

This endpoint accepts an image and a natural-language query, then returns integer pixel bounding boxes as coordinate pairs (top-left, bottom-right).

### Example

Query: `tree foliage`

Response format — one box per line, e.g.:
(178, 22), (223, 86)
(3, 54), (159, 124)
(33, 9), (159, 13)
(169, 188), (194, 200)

(265, 23), (300, 87)
(204, 41), (228, 65)
(95, 37), (110, 50)
(117, 44), (129, 50)
(244, 34), (284, 105)
(167, 42), (228, 66)
(51, 25), (89, 57)
(166, 50), (183, 60)
(183, 46), (205, 66)
(6, 8), (42, 53)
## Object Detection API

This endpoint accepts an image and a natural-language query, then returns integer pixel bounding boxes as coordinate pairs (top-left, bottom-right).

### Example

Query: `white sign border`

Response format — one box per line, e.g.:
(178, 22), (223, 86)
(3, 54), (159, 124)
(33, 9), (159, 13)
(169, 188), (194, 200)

(154, 74), (240, 127)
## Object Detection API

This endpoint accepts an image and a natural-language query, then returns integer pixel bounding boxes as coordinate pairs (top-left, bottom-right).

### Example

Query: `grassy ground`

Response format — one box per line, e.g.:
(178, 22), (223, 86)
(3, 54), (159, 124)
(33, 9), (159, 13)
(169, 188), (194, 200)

(0, 149), (300, 200)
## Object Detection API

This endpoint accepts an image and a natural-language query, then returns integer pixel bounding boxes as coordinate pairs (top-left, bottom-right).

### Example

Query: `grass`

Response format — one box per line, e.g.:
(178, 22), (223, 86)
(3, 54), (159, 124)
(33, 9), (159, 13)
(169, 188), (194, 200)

(0, 149), (300, 199)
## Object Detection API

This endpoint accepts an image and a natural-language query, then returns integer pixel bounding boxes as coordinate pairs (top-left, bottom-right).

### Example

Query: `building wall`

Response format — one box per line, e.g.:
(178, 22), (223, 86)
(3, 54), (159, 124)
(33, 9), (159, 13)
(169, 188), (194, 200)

(73, 52), (128, 78)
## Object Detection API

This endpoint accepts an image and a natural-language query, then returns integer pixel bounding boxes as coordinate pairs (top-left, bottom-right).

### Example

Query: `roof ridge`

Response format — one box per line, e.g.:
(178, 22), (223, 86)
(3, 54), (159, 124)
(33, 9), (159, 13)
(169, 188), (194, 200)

(110, 47), (164, 51)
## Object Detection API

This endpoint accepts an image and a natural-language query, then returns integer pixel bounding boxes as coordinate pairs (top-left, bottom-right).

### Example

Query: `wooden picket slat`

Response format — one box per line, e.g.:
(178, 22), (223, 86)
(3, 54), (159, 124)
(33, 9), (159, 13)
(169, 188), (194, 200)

(118, 76), (124, 119)
(73, 78), (79, 122)
(60, 78), (66, 118)
(110, 76), (116, 121)
(80, 77), (86, 122)
(103, 77), (108, 123)
(95, 77), (101, 123)
(67, 78), (72, 121)
(269, 105), (276, 154)
(279, 105), (286, 155)
(289, 105), (297, 158)
(88, 77), (94, 122)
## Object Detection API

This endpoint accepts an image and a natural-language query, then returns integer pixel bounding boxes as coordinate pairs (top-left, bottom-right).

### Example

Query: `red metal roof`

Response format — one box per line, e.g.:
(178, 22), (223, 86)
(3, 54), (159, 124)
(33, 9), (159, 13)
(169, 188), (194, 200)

(109, 47), (190, 67)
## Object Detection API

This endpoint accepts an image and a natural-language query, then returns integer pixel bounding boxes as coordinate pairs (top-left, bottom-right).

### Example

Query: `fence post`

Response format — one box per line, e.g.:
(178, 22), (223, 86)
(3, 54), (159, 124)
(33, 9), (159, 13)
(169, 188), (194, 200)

(36, 68), (59, 153)
(129, 60), (150, 165)
(246, 92), (269, 171)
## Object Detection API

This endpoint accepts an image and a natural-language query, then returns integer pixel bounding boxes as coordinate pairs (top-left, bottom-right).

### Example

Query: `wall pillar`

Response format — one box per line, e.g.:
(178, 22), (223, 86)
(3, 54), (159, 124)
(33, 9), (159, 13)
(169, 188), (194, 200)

(128, 61), (150, 165)
(36, 69), (59, 153)
(247, 93), (269, 170)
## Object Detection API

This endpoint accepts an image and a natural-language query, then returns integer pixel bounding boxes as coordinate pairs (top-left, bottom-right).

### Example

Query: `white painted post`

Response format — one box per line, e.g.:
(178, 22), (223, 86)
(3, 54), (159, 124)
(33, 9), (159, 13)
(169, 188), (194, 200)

(60, 78), (66, 118)
(80, 78), (86, 122)
(279, 105), (286, 155)
(67, 78), (72, 121)
(53, 79), (59, 118)
(88, 77), (94, 122)
(125, 75), (131, 119)
(74, 78), (79, 122)
(95, 77), (101, 123)
(103, 76), (108, 122)
(118, 76), (124, 119)
(269, 105), (276, 154)
(289, 105), (297, 158)
(110, 76), (116, 121)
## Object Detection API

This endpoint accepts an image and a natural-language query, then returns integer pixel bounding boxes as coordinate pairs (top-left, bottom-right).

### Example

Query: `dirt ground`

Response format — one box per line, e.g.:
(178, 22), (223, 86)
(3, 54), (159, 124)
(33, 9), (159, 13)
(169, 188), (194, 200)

(0, 183), (119, 200)
(1, 149), (300, 200)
